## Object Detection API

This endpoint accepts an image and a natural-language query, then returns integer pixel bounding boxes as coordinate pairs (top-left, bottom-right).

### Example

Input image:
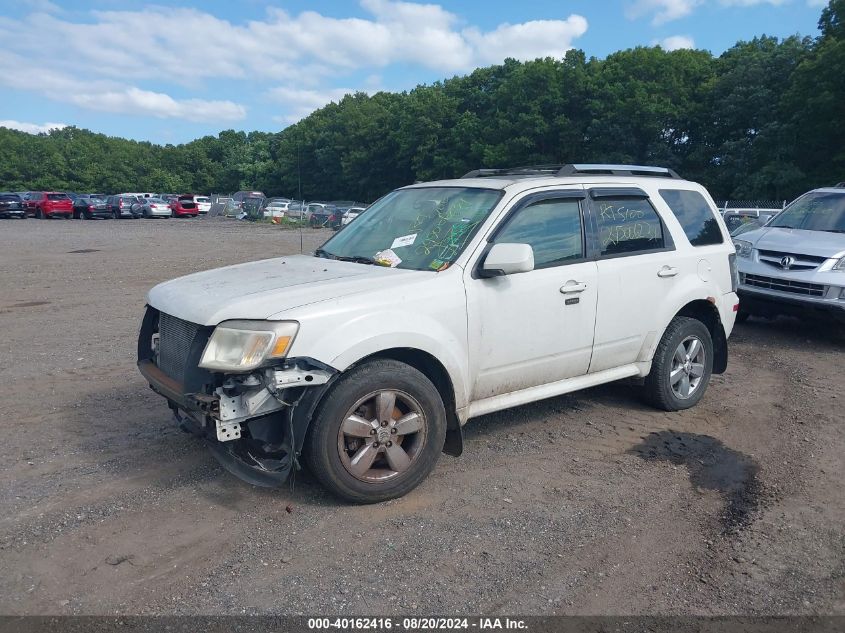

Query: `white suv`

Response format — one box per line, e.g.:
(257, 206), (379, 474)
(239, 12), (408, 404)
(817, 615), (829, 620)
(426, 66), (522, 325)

(138, 164), (739, 503)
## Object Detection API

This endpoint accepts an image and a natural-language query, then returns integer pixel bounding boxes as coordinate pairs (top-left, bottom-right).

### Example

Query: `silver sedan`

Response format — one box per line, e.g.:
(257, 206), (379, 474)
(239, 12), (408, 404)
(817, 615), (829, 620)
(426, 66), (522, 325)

(134, 198), (173, 218)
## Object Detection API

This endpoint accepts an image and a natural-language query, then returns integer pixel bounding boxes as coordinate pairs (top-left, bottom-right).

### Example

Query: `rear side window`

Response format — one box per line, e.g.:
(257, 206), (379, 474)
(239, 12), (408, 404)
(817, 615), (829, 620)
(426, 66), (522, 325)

(659, 189), (723, 246)
(495, 198), (584, 268)
(594, 197), (665, 256)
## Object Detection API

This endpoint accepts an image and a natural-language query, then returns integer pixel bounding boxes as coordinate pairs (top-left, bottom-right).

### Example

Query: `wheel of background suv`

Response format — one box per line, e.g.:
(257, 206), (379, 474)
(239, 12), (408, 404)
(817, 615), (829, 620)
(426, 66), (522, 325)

(643, 316), (713, 412)
(36, 208), (45, 219)
(735, 310), (750, 323)
(304, 359), (447, 503)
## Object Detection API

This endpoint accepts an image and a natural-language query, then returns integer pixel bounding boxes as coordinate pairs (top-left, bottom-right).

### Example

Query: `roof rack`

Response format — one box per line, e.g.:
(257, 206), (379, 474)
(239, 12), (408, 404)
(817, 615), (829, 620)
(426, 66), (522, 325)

(461, 163), (682, 180)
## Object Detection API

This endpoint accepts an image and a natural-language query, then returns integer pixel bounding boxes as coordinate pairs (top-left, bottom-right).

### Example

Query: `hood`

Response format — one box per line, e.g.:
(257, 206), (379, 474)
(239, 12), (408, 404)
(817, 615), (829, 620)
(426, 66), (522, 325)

(147, 254), (421, 325)
(742, 227), (845, 259)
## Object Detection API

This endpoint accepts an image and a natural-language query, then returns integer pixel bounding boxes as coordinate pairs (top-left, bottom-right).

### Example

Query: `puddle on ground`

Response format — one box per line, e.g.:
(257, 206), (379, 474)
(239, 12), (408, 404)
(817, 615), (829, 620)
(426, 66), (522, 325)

(68, 249), (101, 254)
(630, 431), (761, 533)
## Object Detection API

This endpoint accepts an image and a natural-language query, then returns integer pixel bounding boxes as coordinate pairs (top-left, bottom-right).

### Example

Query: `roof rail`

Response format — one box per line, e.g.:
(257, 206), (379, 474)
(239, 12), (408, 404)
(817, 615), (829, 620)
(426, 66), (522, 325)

(461, 164), (565, 179)
(461, 163), (682, 180)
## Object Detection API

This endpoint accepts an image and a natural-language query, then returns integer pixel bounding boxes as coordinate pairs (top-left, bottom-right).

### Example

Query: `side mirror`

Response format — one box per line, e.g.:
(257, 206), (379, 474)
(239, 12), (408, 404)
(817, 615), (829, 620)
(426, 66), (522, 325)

(480, 243), (535, 277)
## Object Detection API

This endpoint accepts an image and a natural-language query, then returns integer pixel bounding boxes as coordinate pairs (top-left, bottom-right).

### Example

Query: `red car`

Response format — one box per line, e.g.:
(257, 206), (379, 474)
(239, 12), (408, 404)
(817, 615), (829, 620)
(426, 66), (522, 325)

(170, 195), (199, 217)
(24, 192), (73, 219)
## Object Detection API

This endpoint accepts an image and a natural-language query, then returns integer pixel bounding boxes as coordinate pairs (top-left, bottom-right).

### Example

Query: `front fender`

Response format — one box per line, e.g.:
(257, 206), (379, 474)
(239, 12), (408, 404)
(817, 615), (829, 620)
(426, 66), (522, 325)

(290, 309), (471, 411)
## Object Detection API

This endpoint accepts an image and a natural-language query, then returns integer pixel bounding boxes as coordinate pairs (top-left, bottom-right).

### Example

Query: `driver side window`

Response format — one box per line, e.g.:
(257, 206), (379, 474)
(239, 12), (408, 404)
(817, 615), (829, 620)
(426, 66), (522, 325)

(494, 198), (584, 268)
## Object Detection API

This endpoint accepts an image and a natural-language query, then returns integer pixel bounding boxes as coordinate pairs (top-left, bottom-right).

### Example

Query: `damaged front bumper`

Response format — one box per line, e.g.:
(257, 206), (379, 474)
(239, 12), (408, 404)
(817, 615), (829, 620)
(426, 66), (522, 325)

(138, 357), (337, 486)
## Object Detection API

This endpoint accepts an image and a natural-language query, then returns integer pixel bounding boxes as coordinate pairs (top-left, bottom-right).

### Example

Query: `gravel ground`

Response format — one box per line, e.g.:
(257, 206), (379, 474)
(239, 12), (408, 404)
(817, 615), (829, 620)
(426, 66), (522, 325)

(0, 216), (843, 616)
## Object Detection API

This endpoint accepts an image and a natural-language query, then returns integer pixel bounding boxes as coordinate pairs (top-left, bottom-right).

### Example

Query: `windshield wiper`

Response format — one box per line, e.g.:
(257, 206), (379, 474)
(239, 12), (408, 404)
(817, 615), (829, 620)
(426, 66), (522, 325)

(314, 249), (378, 265)
(336, 255), (378, 265)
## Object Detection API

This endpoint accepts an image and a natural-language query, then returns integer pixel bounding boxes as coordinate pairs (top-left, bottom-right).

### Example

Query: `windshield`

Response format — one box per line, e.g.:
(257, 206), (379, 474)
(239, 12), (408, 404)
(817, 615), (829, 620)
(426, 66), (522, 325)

(47, 193), (69, 200)
(769, 192), (845, 233)
(317, 187), (503, 271)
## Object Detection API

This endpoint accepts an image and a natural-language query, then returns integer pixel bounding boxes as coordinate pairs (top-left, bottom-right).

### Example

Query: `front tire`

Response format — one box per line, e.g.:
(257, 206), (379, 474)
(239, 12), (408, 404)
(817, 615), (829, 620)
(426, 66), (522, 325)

(304, 360), (447, 503)
(643, 316), (713, 411)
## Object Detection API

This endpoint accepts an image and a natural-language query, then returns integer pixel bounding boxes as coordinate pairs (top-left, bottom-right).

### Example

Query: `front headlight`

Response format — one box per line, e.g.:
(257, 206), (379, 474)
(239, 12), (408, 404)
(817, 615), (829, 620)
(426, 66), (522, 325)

(833, 256), (845, 271)
(733, 239), (753, 258)
(199, 320), (299, 372)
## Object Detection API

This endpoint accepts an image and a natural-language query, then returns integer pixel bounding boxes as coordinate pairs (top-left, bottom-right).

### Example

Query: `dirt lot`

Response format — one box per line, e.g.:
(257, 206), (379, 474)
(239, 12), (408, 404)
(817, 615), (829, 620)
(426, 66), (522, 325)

(0, 217), (842, 616)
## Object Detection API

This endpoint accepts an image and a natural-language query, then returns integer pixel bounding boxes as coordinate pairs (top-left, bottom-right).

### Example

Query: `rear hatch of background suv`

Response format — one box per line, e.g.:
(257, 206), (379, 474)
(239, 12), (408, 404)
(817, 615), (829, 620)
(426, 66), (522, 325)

(47, 193), (72, 212)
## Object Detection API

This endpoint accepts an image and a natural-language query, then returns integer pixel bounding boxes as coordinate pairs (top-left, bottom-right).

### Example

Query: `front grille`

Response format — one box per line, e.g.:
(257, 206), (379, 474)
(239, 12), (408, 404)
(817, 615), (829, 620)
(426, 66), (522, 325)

(743, 273), (826, 297)
(758, 250), (827, 272)
(158, 312), (201, 382)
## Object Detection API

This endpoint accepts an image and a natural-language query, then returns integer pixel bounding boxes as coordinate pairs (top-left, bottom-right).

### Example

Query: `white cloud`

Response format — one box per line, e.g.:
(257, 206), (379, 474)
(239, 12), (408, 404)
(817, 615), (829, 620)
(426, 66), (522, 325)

(656, 35), (696, 50)
(0, 120), (67, 134)
(268, 86), (362, 124)
(627, 0), (702, 25)
(71, 87), (247, 123)
(464, 16), (589, 66)
(0, 50), (246, 124)
(0, 1), (588, 126)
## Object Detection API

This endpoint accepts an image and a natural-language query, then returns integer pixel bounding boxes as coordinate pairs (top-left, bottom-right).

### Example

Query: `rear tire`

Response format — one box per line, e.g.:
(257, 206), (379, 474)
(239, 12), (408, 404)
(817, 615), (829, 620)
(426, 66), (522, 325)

(304, 360), (447, 503)
(643, 316), (713, 412)
(36, 208), (45, 219)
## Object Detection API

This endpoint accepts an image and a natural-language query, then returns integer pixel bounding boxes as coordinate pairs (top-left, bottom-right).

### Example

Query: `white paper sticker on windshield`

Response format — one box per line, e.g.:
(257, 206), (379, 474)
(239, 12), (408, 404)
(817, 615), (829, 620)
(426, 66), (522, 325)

(375, 249), (402, 268)
(390, 233), (417, 249)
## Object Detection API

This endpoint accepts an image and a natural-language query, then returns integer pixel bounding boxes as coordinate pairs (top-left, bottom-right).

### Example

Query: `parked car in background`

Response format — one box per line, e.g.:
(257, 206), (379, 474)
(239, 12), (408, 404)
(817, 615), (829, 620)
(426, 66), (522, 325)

(170, 195), (199, 217)
(134, 197), (173, 219)
(341, 206), (368, 227)
(734, 185), (845, 324)
(179, 194), (211, 214)
(107, 194), (142, 219)
(263, 197), (291, 219)
(0, 192), (26, 218)
(285, 201), (305, 220)
(72, 194), (110, 219)
(24, 192), (73, 219)
(138, 163), (738, 502)
(230, 191), (265, 210)
(723, 209), (781, 235)
(306, 202), (338, 227)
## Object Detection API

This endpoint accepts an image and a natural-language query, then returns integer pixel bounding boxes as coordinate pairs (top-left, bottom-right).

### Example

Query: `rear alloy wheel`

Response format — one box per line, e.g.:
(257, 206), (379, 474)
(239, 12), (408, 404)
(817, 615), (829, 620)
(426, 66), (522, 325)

(643, 316), (713, 411)
(305, 359), (446, 503)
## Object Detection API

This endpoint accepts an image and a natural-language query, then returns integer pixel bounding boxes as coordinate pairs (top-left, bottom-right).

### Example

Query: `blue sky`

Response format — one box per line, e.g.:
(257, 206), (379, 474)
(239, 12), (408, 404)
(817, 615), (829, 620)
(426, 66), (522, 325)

(0, 0), (827, 144)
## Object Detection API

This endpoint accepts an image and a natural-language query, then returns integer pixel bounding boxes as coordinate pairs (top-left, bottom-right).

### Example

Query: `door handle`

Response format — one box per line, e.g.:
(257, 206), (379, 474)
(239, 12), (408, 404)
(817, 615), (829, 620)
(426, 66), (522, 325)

(657, 266), (679, 278)
(560, 281), (588, 294)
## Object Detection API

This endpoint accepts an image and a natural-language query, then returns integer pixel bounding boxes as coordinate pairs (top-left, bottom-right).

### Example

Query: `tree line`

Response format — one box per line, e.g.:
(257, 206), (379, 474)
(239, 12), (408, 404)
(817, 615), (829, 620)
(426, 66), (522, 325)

(0, 0), (842, 203)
